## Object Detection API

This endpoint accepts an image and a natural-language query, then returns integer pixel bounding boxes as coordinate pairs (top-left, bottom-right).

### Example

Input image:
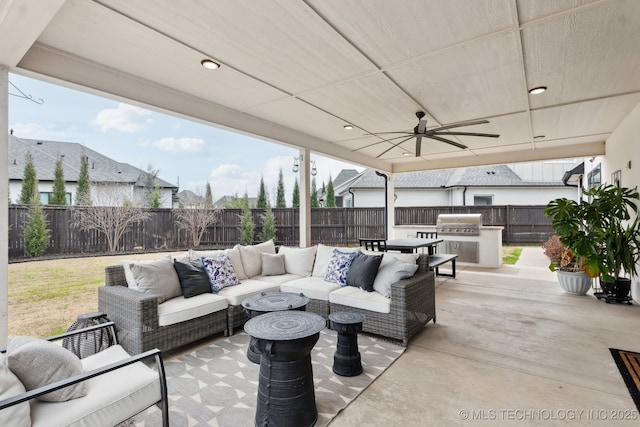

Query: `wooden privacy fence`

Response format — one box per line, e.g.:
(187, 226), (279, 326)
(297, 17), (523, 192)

(8, 205), (552, 258)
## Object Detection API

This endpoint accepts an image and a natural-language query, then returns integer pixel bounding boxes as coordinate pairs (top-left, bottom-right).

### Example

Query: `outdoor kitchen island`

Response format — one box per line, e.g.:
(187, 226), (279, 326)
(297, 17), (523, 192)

(393, 214), (503, 268)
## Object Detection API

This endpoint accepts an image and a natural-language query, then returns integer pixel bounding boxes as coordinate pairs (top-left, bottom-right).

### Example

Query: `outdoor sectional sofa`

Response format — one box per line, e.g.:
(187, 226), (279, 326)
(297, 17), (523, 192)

(99, 241), (436, 355)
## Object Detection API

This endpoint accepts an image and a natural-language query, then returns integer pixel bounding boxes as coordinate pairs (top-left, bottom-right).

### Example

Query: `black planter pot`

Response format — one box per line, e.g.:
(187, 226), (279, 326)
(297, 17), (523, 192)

(614, 277), (632, 301)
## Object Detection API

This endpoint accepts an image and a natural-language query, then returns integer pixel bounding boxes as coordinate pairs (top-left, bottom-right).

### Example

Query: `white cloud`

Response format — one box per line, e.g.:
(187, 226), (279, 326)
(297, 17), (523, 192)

(151, 137), (205, 152)
(91, 103), (152, 133)
(9, 122), (78, 140)
(210, 164), (259, 197)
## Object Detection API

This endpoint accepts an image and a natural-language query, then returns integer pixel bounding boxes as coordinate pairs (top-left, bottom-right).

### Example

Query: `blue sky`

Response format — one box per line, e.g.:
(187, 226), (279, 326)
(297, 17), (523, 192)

(8, 73), (361, 205)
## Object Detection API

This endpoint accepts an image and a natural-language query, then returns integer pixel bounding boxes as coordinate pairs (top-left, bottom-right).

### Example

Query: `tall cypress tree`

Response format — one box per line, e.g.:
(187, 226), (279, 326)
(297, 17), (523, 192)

(276, 169), (286, 208)
(76, 154), (91, 205)
(205, 182), (213, 205)
(310, 177), (319, 208)
(292, 178), (300, 208)
(50, 157), (67, 205)
(326, 175), (336, 207)
(257, 177), (268, 208)
(19, 151), (38, 204)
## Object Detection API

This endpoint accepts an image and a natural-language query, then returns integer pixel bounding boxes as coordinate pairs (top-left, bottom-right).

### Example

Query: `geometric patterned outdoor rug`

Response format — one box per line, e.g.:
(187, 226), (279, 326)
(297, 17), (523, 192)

(610, 348), (640, 411)
(128, 329), (405, 426)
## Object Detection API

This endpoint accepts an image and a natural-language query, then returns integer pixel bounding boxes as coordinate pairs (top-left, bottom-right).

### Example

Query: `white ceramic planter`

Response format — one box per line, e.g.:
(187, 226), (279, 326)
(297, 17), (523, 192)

(556, 270), (592, 295)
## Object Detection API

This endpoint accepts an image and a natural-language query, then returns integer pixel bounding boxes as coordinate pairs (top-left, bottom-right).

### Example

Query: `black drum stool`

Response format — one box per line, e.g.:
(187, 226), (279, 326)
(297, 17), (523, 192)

(328, 312), (365, 377)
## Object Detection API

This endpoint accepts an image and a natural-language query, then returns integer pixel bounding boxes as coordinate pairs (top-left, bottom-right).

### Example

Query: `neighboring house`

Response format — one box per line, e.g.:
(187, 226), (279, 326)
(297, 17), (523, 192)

(8, 134), (178, 208)
(213, 195), (259, 209)
(334, 161), (581, 208)
(177, 190), (206, 208)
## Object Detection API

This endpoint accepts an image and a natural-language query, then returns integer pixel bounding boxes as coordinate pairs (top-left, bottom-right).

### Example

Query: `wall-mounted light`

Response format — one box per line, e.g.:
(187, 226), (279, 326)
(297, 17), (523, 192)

(293, 156), (317, 176)
(201, 59), (220, 70)
(292, 156), (299, 173)
(311, 161), (317, 176)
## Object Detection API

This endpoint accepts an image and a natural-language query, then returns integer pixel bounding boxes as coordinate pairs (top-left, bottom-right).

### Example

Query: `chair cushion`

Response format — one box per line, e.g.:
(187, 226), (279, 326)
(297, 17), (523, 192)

(30, 345), (161, 427)
(122, 255), (174, 290)
(372, 258), (419, 298)
(325, 249), (357, 286)
(261, 253), (285, 276)
(329, 286), (391, 314)
(346, 251), (383, 291)
(312, 244), (359, 278)
(202, 254), (240, 292)
(7, 336), (87, 402)
(280, 277), (341, 301)
(362, 250), (419, 268)
(158, 293), (229, 326)
(252, 273), (302, 286)
(0, 352), (30, 427)
(173, 259), (211, 298)
(129, 256), (183, 303)
(278, 246), (317, 276)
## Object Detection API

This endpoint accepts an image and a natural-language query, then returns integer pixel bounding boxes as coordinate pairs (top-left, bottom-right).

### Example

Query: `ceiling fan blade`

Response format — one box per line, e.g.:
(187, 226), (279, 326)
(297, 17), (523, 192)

(376, 136), (415, 158)
(363, 131), (413, 136)
(427, 120), (489, 133)
(427, 134), (468, 150)
(353, 134), (416, 152)
(415, 135), (423, 157)
(433, 131), (500, 138)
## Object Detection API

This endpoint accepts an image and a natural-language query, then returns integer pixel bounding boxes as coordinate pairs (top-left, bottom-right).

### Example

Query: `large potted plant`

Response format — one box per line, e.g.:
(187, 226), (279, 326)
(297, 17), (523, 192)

(542, 235), (591, 295)
(545, 185), (640, 301)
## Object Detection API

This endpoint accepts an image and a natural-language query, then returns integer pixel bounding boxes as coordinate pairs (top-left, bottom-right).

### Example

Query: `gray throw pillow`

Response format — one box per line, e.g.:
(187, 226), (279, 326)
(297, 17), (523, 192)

(372, 258), (419, 298)
(7, 336), (87, 402)
(346, 251), (383, 291)
(261, 253), (286, 276)
(130, 256), (182, 303)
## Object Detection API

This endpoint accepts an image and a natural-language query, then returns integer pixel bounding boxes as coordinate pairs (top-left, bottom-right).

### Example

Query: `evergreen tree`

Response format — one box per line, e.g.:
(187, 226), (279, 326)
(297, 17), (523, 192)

(19, 151), (38, 204)
(326, 175), (336, 207)
(205, 182), (213, 205)
(76, 154), (91, 205)
(292, 178), (300, 208)
(310, 177), (320, 208)
(276, 169), (286, 208)
(150, 186), (161, 208)
(50, 157), (67, 205)
(260, 205), (277, 242)
(257, 177), (268, 208)
(23, 199), (50, 257)
(141, 165), (160, 207)
(239, 207), (255, 245)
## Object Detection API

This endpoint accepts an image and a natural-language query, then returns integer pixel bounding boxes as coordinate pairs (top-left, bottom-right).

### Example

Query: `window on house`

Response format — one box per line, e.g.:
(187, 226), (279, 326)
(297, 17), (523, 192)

(39, 192), (72, 205)
(473, 195), (493, 206)
(588, 164), (601, 189)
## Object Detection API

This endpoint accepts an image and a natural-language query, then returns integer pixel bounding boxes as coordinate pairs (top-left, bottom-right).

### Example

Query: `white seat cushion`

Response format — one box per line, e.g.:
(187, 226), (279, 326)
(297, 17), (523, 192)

(30, 345), (161, 427)
(278, 246), (317, 276)
(217, 279), (280, 305)
(280, 277), (341, 301)
(252, 273), (303, 286)
(157, 293), (228, 326)
(0, 353), (30, 427)
(329, 286), (391, 314)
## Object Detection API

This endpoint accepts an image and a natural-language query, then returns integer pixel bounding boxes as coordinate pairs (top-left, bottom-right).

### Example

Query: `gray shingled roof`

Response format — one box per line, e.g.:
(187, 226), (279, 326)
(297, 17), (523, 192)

(347, 165), (565, 189)
(333, 169), (359, 187)
(8, 135), (177, 188)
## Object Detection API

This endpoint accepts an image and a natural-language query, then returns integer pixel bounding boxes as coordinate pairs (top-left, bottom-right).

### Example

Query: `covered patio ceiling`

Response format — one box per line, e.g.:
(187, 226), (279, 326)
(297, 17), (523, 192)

(3, 0), (639, 173)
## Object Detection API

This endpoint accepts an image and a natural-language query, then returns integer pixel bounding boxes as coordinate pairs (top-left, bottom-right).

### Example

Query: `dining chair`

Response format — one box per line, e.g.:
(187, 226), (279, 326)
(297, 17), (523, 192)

(359, 238), (387, 252)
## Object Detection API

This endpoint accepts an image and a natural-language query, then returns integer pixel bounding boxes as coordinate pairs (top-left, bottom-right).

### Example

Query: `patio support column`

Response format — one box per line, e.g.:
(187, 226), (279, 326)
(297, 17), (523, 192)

(298, 149), (311, 247)
(0, 66), (8, 347)
(387, 173), (396, 239)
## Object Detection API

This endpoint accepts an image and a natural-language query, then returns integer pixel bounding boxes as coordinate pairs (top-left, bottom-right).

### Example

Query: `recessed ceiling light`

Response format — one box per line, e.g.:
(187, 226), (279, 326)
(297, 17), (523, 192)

(343, 125), (353, 130)
(528, 86), (547, 95)
(534, 135), (545, 139)
(201, 59), (220, 70)
(402, 152), (411, 156)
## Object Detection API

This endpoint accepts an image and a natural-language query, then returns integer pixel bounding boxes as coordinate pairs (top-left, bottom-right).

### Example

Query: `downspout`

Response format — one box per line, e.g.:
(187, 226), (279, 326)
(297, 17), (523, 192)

(348, 188), (355, 207)
(462, 186), (467, 206)
(375, 171), (388, 240)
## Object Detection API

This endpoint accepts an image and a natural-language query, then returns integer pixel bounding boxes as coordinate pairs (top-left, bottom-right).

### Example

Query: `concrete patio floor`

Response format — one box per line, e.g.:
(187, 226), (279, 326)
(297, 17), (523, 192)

(330, 247), (640, 426)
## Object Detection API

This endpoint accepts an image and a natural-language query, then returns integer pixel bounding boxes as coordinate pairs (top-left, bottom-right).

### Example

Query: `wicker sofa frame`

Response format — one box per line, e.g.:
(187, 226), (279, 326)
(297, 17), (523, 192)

(99, 265), (228, 355)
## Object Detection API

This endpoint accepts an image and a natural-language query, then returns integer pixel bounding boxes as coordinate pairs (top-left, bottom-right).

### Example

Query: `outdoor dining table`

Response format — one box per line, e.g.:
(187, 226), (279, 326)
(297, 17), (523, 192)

(384, 237), (443, 254)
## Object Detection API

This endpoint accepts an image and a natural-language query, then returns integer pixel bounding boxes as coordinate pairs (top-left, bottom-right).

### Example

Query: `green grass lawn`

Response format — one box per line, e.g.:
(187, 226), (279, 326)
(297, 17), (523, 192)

(502, 246), (523, 265)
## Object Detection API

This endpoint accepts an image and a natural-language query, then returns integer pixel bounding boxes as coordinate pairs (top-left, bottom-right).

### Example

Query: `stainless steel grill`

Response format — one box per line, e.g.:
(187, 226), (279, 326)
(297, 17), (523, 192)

(436, 213), (482, 236)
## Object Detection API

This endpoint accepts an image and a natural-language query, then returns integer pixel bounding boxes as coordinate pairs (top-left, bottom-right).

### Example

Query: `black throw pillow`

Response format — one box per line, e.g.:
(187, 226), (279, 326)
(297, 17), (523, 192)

(173, 259), (211, 298)
(346, 252), (383, 292)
